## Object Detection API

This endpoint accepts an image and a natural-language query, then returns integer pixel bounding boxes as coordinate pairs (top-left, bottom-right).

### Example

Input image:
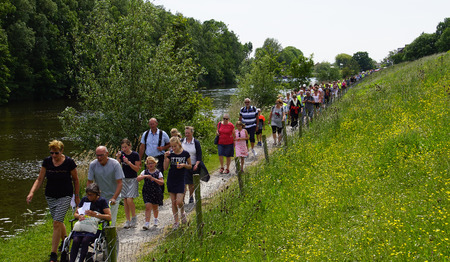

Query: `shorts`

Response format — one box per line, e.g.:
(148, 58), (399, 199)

(271, 125), (282, 134)
(218, 144), (234, 157)
(245, 126), (256, 143)
(121, 178), (139, 198)
(46, 195), (72, 222)
(255, 129), (263, 135)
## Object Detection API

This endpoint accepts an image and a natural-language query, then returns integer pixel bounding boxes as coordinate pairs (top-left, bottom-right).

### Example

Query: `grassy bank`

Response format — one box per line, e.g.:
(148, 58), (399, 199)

(146, 53), (450, 261)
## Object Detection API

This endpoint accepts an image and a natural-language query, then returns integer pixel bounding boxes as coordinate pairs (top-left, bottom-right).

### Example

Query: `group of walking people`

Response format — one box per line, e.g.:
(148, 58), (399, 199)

(25, 71), (370, 262)
(26, 118), (208, 262)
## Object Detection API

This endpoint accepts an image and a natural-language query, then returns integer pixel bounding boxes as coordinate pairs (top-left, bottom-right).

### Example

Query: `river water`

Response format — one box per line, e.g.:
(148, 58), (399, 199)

(0, 87), (236, 239)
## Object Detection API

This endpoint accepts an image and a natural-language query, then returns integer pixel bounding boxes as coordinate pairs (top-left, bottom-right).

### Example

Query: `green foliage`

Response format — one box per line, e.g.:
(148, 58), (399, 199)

(403, 33), (438, 61)
(352, 51), (375, 71)
(60, 0), (213, 150)
(278, 46), (303, 67)
(288, 54), (314, 88)
(0, 28), (10, 104)
(335, 53), (360, 78)
(314, 62), (341, 82)
(436, 27), (450, 52)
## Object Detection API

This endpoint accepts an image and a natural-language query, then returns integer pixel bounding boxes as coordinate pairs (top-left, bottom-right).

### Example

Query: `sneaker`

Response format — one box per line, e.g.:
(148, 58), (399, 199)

(143, 222), (150, 230)
(181, 213), (187, 224)
(273, 142), (277, 146)
(123, 220), (131, 229)
(189, 196), (194, 203)
(154, 218), (159, 227)
(257, 141), (262, 146)
(173, 222), (180, 229)
(131, 216), (137, 228)
(252, 149), (257, 157)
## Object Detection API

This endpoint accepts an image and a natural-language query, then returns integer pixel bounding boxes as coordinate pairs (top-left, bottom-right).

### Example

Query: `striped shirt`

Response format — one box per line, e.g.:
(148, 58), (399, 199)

(239, 106), (258, 128)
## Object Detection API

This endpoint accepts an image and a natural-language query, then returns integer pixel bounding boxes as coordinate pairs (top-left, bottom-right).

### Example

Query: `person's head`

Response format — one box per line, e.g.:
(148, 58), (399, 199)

(48, 140), (64, 158)
(222, 113), (230, 123)
(184, 126), (194, 139)
(148, 118), (158, 131)
(286, 92), (290, 98)
(244, 98), (251, 107)
(236, 121), (245, 129)
(169, 136), (182, 151)
(276, 98), (283, 106)
(120, 138), (132, 152)
(85, 183), (101, 201)
(145, 156), (158, 169)
(170, 128), (182, 138)
(95, 146), (109, 165)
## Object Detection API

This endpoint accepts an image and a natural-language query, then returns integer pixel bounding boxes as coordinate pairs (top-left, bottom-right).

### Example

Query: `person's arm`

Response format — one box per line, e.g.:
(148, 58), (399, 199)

(26, 167), (46, 204)
(136, 171), (145, 182)
(269, 111), (273, 124)
(110, 179), (122, 204)
(139, 143), (145, 161)
(244, 129), (249, 140)
(71, 168), (80, 207)
(122, 154), (141, 173)
(153, 172), (164, 185)
(181, 157), (192, 170)
(163, 151), (170, 171)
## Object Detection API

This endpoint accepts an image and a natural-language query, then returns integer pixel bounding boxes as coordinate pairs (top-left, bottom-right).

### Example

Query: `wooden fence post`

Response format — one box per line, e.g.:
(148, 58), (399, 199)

(234, 157), (244, 195)
(262, 135), (269, 163)
(193, 174), (203, 242)
(104, 226), (118, 262)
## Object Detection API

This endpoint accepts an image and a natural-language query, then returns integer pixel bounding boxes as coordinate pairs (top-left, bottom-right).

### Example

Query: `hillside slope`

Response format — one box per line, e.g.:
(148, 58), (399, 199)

(150, 53), (450, 261)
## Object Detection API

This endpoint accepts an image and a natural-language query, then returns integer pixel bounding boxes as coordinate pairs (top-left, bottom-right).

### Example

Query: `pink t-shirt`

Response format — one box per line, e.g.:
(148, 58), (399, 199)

(217, 122), (235, 145)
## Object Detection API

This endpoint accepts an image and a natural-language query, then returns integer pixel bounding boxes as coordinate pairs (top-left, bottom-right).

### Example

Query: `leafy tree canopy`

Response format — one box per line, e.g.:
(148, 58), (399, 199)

(353, 51), (375, 71)
(314, 62), (340, 82)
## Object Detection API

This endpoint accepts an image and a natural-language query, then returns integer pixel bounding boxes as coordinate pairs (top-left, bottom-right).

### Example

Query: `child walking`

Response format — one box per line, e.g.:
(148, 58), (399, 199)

(137, 156), (164, 229)
(234, 121), (249, 173)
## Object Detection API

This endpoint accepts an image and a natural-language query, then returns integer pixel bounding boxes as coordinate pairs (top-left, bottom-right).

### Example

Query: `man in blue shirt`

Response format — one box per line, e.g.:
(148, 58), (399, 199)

(239, 98), (259, 157)
(139, 118), (170, 171)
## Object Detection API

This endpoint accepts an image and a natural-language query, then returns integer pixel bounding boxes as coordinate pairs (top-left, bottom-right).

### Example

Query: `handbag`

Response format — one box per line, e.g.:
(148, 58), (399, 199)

(214, 122), (222, 145)
(73, 215), (101, 234)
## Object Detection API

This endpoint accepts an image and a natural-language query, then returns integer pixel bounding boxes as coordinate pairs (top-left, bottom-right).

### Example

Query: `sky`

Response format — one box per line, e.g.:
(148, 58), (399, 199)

(152, 0), (450, 63)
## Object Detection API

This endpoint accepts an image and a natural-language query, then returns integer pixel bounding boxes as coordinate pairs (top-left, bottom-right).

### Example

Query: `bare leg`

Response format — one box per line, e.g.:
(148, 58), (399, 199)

(124, 198), (130, 221)
(219, 155), (224, 169)
(51, 221), (64, 253)
(126, 198), (136, 218)
(226, 157), (232, 170)
(145, 203), (152, 222)
(152, 204), (159, 219)
(170, 193), (179, 223)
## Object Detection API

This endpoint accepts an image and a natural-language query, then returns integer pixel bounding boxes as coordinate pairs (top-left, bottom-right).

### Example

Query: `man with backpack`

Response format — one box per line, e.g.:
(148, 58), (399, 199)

(139, 118), (170, 172)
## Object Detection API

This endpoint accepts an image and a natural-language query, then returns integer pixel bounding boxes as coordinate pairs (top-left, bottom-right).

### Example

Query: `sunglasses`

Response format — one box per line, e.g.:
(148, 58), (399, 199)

(223, 118), (229, 120)
(50, 151), (60, 155)
(96, 154), (105, 157)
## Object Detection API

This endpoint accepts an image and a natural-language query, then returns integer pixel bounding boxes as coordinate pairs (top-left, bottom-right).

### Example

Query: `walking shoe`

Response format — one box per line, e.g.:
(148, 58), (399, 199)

(257, 141), (262, 146)
(49, 252), (58, 262)
(173, 222), (180, 229)
(142, 222), (150, 230)
(252, 149), (257, 157)
(181, 212), (187, 224)
(189, 196), (194, 203)
(123, 220), (131, 229)
(131, 216), (137, 228)
(154, 218), (159, 227)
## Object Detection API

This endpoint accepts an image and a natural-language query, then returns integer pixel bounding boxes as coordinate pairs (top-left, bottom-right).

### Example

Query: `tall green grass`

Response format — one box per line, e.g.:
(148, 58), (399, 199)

(146, 53), (450, 261)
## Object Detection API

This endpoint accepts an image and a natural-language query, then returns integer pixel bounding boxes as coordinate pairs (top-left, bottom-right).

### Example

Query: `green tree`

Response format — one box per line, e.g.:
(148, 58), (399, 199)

(237, 48), (281, 107)
(289, 54), (314, 88)
(60, 0), (212, 150)
(403, 33), (437, 61)
(353, 51), (375, 71)
(335, 53), (359, 77)
(436, 27), (450, 52)
(314, 62), (340, 82)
